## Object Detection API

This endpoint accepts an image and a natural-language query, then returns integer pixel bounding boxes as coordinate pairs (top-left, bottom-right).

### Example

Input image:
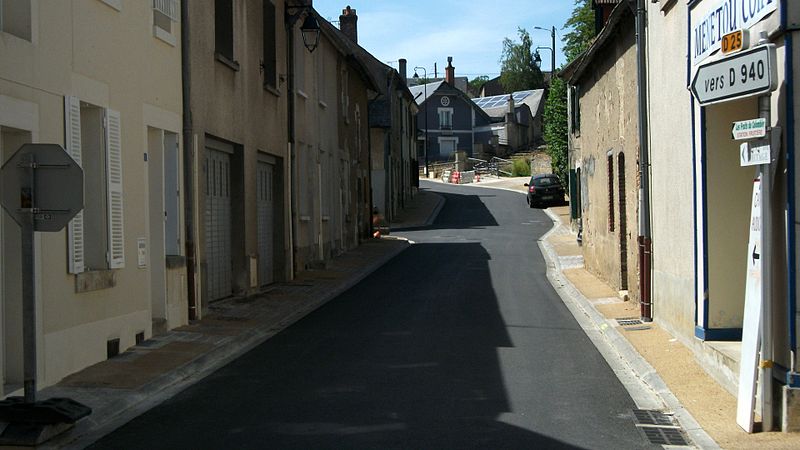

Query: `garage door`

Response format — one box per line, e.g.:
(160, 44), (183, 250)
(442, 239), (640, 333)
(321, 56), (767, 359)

(204, 146), (232, 300)
(257, 160), (275, 286)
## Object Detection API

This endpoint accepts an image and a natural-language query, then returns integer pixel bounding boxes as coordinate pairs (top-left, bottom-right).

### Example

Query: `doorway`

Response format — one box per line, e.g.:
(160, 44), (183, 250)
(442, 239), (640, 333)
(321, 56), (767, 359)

(702, 97), (758, 335)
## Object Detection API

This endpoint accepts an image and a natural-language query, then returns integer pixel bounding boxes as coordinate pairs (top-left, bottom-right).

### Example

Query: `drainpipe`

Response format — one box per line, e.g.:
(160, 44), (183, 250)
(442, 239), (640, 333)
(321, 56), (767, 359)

(181, 0), (197, 320)
(636, 0), (653, 322)
(286, 9), (296, 279)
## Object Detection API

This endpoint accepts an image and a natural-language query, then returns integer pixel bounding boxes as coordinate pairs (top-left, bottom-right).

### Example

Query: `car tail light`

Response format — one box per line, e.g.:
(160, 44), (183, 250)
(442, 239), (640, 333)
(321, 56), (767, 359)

(529, 185), (535, 193)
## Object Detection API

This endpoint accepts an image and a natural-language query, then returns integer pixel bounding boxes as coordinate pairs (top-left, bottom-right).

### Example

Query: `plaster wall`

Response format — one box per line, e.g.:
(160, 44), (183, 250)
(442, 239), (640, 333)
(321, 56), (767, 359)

(188, 0), (289, 304)
(572, 24), (640, 296)
(0, 0), (185, 387)
(646, 3), (697, 337)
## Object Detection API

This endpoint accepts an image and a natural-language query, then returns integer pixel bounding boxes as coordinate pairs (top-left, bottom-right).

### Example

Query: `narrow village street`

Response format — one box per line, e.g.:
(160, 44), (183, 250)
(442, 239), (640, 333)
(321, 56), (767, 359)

(88, 182), (654, 449)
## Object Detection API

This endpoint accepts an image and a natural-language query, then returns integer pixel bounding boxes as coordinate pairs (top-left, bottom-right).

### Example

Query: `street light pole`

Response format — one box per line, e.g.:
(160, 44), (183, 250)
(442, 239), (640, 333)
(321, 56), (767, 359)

(534, 26), (557, 74)
(413, 66), (428, 176)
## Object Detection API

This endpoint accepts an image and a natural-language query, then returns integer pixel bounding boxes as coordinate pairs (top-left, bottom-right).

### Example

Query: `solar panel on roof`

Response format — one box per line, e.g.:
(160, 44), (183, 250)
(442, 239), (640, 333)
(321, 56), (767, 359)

(472, 90), (535, 110)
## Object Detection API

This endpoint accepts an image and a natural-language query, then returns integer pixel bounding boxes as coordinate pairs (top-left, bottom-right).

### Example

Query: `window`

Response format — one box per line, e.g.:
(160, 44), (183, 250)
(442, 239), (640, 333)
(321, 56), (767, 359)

(438, 108), (453, 129)
(215, 0), (235, 64)
(0, 0), (32, 41)
(153, 0), (179, 45)
(570, 85), (581, 134)
(607, 152), (614, 232)
(262, 0), (276, 88)
(65, 96), (125, 273)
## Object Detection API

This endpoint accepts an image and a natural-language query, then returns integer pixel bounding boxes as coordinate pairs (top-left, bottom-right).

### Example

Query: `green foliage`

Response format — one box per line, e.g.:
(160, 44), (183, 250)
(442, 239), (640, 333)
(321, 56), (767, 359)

(468, 75), (490, 94)
(499, 28), (545, 92)
(543, 76), (569, 185)
(563, 0), (595, 63)
(511, 157), (531, 177)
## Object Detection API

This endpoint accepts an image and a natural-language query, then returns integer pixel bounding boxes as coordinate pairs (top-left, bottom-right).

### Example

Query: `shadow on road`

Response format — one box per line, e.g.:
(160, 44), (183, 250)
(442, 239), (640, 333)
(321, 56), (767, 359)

(393, 190), (500, 232)
(90, 241), (586, 449)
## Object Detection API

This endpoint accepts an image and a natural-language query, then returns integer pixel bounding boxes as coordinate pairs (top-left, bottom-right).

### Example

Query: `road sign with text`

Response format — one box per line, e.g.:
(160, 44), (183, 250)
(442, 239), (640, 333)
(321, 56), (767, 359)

(690, 44), (777, 106)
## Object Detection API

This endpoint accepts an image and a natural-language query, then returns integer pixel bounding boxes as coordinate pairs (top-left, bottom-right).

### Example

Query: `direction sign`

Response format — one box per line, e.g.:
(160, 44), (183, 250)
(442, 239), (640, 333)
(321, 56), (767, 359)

(690, 44), (777, 106)
(0, 144), (84, 232)
(732, 118), (767, 140)
(740, 140), (771, 167)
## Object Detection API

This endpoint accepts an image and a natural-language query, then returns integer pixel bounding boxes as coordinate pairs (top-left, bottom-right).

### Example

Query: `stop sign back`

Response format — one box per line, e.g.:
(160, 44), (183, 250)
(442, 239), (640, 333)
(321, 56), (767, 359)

(1, 144), (84, 232)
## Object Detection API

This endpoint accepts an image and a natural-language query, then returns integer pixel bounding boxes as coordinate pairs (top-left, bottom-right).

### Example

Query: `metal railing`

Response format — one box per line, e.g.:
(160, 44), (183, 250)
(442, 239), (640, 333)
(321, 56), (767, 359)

(153, 0), (179, 22)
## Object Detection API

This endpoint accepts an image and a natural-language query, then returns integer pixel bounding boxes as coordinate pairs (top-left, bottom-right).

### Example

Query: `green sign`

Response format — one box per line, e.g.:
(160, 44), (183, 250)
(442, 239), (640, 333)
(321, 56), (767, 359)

(732, 118), (767, 141)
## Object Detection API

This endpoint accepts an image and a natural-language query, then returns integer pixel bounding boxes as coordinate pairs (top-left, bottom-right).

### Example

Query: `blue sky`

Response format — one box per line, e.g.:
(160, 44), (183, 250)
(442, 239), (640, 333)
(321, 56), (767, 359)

(311, 1), (575, 80)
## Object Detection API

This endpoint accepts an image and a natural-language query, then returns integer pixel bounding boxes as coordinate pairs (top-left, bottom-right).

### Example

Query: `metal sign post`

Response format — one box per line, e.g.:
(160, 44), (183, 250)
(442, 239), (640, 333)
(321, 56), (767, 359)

(20, 157), (36, 404)
(0, 144), (90, 445)
(758, 93), (774, 431)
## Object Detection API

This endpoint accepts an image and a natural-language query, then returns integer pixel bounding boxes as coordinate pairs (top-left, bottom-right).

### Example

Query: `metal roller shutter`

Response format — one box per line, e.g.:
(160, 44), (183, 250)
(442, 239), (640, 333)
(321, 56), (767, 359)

(204, 147), (232, 300)
(257, 161), (275, 286)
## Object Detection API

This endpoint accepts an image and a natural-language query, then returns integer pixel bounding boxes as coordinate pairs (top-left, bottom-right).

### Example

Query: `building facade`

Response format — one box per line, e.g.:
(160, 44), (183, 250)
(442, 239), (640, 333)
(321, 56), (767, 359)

(0, 0), (186, 392)
(564, 3), (641, 301)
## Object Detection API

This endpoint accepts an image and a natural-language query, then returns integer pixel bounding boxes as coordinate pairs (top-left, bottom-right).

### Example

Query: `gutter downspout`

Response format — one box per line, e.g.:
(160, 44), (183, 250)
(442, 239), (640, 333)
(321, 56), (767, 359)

(636, 0), (653, 321)
(181, 0), (197, 320)
(286, 9), (296, 279)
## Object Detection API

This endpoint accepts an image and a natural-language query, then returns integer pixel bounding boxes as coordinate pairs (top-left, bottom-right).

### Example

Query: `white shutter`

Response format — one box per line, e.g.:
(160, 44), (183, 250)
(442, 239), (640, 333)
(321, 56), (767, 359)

(105, 109), (125, 268)
(65, 96), (85, 274)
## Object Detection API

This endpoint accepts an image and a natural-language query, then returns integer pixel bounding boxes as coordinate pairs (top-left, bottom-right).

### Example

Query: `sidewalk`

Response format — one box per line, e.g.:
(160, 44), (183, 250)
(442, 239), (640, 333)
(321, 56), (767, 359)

(38, 192), (443, 449)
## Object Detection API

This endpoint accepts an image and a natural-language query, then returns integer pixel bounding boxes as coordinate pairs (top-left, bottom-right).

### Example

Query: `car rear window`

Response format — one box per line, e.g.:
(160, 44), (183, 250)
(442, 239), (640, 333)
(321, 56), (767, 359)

(533, 177), (559, 187)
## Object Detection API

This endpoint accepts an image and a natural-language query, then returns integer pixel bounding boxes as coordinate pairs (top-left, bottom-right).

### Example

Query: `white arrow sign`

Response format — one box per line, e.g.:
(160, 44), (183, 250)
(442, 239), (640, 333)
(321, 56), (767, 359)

(740, 141), (771, 167)
(690, 44), (777, 106)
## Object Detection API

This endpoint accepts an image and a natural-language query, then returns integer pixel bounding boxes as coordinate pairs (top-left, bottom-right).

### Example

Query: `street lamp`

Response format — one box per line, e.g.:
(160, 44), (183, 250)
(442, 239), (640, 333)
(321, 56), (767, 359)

(285, 5), (321, 53)
(535, 46), (553, 76)
(533, 26), (556, 75)
(413, 66), (429, 176)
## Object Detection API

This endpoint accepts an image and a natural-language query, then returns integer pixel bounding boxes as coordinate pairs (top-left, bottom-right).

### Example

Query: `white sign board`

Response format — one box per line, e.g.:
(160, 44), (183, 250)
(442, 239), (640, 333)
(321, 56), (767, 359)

(732, 118), (767, 140)
(690, 44), (777, 106)
(740, 141), (771, 166)
(692, 0), (778, 66)
(737, 177), (762, 433)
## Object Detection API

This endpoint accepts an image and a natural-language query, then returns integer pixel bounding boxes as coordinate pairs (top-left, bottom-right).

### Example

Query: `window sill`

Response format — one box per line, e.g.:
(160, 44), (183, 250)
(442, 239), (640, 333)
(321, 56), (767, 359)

(296, 89), (309, 100)
(264, 84), (281, 97)
(215, 52), (240, 71)
(153, 26), (177, 47)
(319, 100), (328, 109)
(75, 269), (117, 293)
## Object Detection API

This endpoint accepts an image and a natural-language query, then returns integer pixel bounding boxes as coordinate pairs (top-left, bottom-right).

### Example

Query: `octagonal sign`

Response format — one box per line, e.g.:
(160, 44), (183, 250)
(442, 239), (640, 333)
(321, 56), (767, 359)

(1, 144), (84, 232)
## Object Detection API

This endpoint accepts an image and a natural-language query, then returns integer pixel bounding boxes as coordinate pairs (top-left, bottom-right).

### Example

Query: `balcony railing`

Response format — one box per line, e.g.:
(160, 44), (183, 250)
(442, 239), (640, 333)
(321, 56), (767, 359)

(153, 0), (179, 22)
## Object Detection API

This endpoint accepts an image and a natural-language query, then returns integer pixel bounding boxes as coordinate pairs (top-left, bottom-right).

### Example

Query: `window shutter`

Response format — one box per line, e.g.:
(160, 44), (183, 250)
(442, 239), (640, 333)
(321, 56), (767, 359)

(105, 109), (125, 268)
(65, 96), (85, 274)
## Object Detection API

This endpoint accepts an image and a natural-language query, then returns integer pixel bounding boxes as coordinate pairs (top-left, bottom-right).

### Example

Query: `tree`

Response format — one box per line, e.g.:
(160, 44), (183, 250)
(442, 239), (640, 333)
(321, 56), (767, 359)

(543, 0), (595, 188)
(562, 0), (595, 62)
(543, 76), (568, 183)
(499, 28), (544, 92)
(468, 75), (490, 95)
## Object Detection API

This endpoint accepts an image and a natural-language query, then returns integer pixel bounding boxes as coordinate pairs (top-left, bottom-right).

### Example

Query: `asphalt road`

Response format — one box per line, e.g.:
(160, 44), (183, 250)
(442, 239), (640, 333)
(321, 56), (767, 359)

(91, 182), (655, 449)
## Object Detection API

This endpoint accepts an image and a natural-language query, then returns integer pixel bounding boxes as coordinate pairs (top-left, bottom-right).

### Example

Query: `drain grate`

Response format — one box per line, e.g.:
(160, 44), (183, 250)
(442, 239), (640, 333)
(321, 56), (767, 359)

(615, 317), (643, 326)
(639, 425), (689, 446)
(632, 409), (690, 446)
(632, 409), (674, 426)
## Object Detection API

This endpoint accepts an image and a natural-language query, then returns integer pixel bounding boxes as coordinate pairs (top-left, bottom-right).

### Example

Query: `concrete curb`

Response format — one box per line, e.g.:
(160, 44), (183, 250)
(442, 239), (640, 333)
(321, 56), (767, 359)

(537, 209), (719, 450)
(48, 240), (411, 450)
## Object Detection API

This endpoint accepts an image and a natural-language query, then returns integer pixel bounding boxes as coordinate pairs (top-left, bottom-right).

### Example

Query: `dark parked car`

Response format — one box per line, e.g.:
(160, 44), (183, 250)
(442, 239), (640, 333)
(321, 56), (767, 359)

(524, 174), (565, 207)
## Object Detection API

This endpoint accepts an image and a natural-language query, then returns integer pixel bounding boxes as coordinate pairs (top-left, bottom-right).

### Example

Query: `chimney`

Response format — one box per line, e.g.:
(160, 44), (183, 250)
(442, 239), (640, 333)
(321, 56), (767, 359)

(398, 58), (407, 84)
(507, 94), (515, 114)
(339, 6), (358, 43)
(445, 56), (455, 85)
